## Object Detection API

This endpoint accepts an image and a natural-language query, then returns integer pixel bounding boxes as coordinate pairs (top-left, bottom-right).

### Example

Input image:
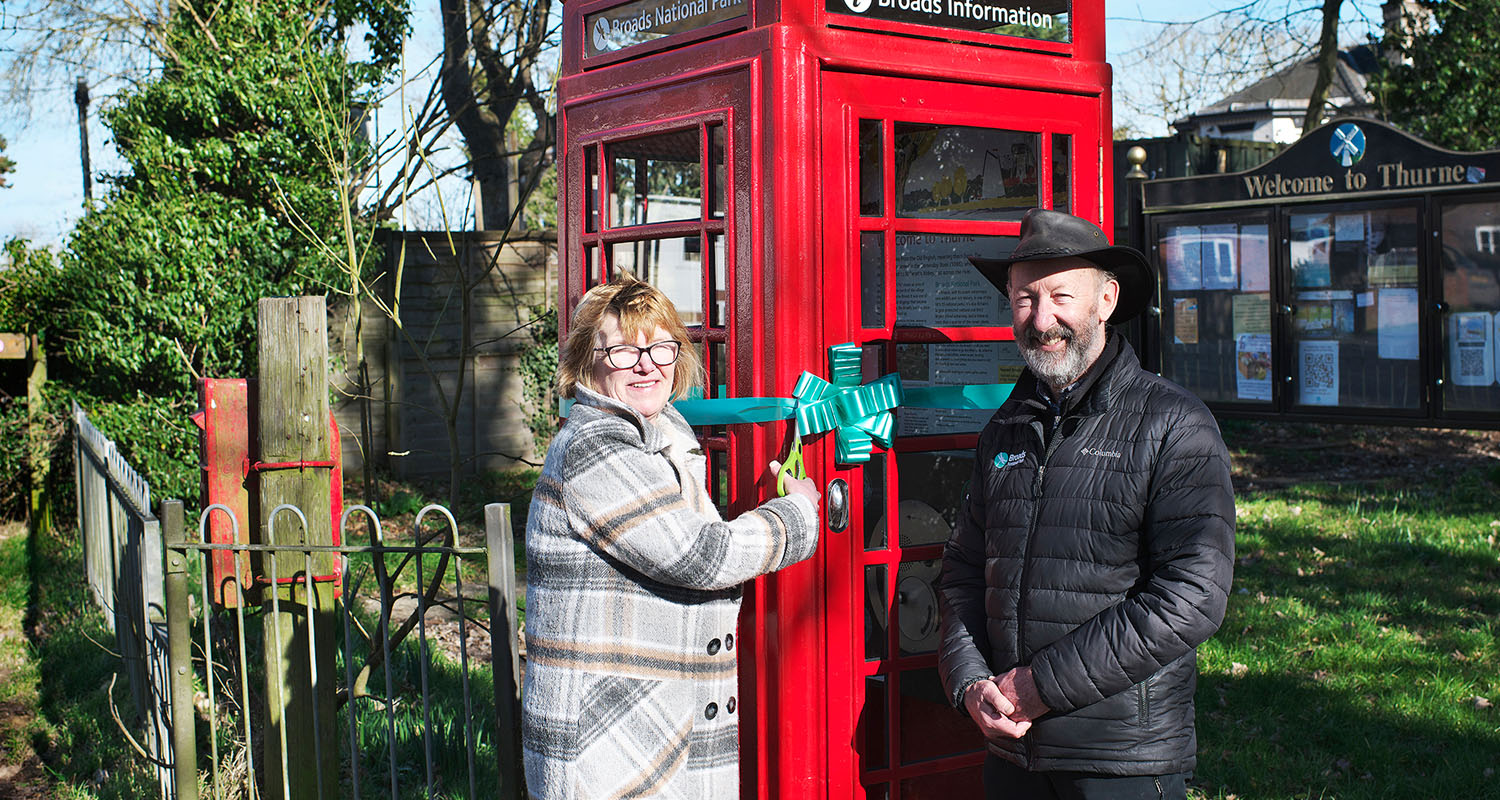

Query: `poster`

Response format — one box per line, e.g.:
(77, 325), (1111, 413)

(1377, 288), (1420, 360)
(1290, 216), (1332, 288)
(1232, 293), (1271, 337)
(1449, 312), (1495, 387)
(1236, 333), (1272, 402)
(1165, 226), (1202, 290)
(893, 234), (1011, 327)
(1495, 312), (1500, 383)
(1238, 225), (1272, 292)
(1200, 224), (1239, 291)
(1299, 340), (1340, 406)
(896, 342), (1021, 437)
(1173, 297), (1199, 345)
(1334, 213), (1365, 242)
(1295, 290), (1335, 336)
(895, 126), (1036, 218)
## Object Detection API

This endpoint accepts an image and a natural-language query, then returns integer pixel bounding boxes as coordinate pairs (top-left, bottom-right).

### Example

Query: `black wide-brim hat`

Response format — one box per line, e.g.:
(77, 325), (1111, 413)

(968, 208), (1155, 324)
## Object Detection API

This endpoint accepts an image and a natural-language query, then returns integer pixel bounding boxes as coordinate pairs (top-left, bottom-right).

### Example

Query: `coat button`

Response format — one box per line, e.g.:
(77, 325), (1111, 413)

(707, 638), (721, 655)
(725, 633), (734, 650)
(705, 703), (718, 720)
(727, 696), (737, 713)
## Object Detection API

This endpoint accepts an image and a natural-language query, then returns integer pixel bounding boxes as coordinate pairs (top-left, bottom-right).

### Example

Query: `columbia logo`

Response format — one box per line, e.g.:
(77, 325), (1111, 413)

(1079, 446), (1122, 459)
(993, 452), (1026, 470)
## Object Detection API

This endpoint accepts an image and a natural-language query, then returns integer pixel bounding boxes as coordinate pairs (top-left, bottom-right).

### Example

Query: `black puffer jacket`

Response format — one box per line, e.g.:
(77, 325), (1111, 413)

(938, 334), (1234, 776)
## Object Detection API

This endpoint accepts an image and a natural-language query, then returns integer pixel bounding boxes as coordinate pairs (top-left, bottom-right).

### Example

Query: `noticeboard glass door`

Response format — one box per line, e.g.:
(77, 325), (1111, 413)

(821, 71), (1101, 800)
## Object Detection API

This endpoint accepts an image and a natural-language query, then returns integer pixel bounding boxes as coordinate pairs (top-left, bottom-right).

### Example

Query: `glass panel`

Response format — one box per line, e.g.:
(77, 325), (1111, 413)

(897, 668), (984, 764)
(860, 119), (883, 217)
(612, 237), (705, 325)
(609, 129), (702, 227)
(895, 342), (1021, 437)
(709, 234), (728, 327)
(708, 341), (727, 435)
(1051, 133), (1071, 212)
(709, 125), (726, 220)
(894, 124), (1038, 220)
(896, 559), (942, 656)
(1288, 208), (1422, 410)
(864, 564), (888, 661)
(863, 784), (889, 800)
(1159, 221), (1273, 405)
(894, 451), (973, 537)
(862, 232), (886, 328)
(586, 245), (601, 286)
(863, 676), (889, 771)
(586, 146), (600, 232)
(863, 453), (887, 551)
(894, 234), (1016, 327)
(898, 765), (983, 798)
(1439, 199), (1500, 412)
(711, 449), (729, 516)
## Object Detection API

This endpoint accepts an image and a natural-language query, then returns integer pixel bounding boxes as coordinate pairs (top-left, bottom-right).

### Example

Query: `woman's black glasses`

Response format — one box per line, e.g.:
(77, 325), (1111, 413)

(594, 341), (682, 369)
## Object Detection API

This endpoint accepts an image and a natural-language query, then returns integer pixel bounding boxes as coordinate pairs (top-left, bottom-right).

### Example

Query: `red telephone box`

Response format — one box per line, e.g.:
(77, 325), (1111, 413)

(557, 1), (1112, 797)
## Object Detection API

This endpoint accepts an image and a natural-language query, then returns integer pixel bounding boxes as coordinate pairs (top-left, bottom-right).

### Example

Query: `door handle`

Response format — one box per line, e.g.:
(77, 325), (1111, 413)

(826, 478), (849, 533)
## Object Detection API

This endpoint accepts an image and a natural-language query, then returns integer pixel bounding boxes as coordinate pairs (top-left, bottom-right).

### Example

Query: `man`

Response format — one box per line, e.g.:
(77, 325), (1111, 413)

(938, 208), (1235, 799)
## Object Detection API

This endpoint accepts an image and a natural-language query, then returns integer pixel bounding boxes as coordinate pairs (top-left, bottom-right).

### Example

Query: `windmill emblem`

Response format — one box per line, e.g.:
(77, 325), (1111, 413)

(1330, 123), (1366, 168)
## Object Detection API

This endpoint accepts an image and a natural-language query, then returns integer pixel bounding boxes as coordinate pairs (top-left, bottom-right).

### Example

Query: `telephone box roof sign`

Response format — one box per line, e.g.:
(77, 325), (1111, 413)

(1143, 118), (1500, 212)
(584, 0), (748, 58)
(826, 0), (1068, 42)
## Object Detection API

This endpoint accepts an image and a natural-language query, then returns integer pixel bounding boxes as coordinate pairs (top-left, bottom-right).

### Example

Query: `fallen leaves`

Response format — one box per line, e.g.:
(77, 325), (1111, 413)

(1471, 696), (1492, 711)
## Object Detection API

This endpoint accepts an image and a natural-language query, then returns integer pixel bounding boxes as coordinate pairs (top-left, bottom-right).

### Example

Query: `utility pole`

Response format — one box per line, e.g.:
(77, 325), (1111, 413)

(75, 78), (92, 204)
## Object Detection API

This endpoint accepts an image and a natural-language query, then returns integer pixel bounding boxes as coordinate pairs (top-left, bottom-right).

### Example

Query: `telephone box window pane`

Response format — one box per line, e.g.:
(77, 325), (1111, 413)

(709, 125), (726, 220)
(895, 559), (941, 656)
(711, 449), (729, 516)
(863, 453), (888, 551)
(894, 124), (1037, 220)
(586, 146), (600, 232)
(862, 232), (886, 328)
(709, 235), (728, 327)
(898, 764), (983, 797)
(865, 564), (888, 661)
(859, 119), (883, 217)
(864, 784), (889, 800)
(895, 342), (1021, 437)
(894, 451), (972, 540)
(609, 129), (702, 227)
(1288, 208), (1422, 410)
(1439, 199), (1500, 412)
(708, 341), (728, 434)
(1051, 133), (1071, 212)
(894, 234), (1016, 328)
(897, 668), (984, 764)
(1158, 221), (1273, 405)
(864, 676), (889, 771)
(586, 245), (601, 286)
(611, 237), (705, 325)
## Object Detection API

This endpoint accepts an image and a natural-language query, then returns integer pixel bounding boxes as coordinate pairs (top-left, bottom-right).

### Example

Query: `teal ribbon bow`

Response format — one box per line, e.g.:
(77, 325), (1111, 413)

(789, 343), (902, 464)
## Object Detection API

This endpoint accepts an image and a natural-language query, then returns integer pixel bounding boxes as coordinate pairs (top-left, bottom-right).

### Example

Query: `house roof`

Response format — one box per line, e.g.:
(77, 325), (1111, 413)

(1176, 44), (1381, 125)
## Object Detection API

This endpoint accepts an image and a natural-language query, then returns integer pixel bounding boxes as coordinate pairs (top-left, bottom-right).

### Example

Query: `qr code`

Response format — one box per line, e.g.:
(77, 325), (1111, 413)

(1303, 348), (1336, 390)
(1460, 346), (1485, 376)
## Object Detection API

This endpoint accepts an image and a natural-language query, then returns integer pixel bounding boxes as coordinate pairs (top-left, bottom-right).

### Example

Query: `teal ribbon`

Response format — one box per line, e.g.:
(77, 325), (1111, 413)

(562, 343), (1017, 465)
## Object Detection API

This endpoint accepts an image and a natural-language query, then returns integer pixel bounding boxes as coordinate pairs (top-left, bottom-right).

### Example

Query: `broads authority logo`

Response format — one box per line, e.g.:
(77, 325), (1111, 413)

(993, 452), (1027, 470)
(844, 0), (873, 11)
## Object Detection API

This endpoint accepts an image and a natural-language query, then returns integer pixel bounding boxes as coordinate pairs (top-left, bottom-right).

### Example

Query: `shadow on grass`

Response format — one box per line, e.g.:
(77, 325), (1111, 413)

(1195, 670), (1499, 799)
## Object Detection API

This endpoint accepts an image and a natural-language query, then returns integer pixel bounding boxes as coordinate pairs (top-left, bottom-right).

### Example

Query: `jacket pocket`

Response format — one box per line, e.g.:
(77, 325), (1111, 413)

(575, 674), (693, 799)
(1136, 677), (1149, 726)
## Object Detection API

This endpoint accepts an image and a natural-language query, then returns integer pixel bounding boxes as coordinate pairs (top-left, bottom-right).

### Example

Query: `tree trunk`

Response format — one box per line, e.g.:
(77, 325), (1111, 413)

(1303, 0), (1345, 135)
(439, 0), (513, 230)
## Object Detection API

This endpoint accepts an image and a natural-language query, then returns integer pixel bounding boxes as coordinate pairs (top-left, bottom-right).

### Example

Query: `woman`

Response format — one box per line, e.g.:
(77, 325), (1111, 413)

(522, 276), (821, 800)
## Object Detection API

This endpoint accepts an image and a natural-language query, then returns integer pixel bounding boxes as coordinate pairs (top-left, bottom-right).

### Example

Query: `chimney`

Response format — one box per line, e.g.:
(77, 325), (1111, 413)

(1381, 0), (1428, 65)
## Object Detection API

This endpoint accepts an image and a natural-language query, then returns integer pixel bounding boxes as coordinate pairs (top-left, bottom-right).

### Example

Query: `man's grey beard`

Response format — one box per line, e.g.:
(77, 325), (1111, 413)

(1017, 315), (1104, 391)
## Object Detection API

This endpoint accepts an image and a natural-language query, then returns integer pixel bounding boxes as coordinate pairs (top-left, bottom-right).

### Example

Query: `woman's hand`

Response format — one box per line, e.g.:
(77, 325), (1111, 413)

(768, 460), (820, 507)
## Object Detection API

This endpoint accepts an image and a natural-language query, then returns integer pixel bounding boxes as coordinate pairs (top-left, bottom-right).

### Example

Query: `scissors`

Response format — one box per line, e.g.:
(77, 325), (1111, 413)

(776, 436), (808, 497)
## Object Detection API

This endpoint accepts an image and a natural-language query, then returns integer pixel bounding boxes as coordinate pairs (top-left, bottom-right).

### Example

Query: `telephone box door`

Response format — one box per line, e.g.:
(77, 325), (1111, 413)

(818, 71), (1106, 800)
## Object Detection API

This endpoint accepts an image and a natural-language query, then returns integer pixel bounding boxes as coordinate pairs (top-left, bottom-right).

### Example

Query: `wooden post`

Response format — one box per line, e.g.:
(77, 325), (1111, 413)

(161, 500), (200, 800)
(26, 334), (51, 535)
(485, 503), (523, 800)
(257, 297), (338, 800)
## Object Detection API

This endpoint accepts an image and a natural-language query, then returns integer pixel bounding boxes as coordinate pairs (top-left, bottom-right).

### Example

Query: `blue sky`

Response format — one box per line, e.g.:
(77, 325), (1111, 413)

(1, 1), (1383, 247)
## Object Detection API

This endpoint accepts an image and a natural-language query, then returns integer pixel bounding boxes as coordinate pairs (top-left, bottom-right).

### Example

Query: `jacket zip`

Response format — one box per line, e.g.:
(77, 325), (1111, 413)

(1016, 411), (1067, 763)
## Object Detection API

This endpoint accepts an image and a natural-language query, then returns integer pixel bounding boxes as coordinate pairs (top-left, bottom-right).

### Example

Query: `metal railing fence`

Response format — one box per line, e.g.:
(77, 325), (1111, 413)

(160, 499), (522, 800)
(72, 401), (174, 797)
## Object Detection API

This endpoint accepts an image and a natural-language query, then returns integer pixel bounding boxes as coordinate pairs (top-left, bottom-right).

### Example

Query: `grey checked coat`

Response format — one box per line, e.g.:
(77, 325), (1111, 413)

(522, 387), (819, 800)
